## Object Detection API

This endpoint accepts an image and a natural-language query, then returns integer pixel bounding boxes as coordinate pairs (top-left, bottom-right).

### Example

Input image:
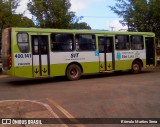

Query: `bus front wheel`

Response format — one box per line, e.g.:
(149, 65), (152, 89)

(66, 64), (81, 81)
(131, 61), (142, 74)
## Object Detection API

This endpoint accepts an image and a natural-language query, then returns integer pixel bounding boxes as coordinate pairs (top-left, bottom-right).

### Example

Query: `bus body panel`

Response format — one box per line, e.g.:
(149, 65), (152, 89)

(13, 53), (33, 78)
(12, 28), (33, 78)
(115, 50), (146, 70)
(50, 52), (99, 76)
(50, 62), (99, 77)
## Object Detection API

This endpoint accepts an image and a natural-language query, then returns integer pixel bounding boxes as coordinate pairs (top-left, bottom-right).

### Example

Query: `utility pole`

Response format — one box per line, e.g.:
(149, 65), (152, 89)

(110, 26), (115, 31)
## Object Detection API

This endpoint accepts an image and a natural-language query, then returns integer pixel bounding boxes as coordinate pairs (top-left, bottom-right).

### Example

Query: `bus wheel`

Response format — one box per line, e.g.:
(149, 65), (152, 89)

(66, 64), (81, 81)
(131, 61), (142, 74)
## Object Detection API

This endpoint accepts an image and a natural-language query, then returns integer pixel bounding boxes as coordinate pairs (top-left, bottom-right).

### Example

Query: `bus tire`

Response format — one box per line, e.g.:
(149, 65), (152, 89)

(66, 64), (81, 81)
(131, 61), (142, 74)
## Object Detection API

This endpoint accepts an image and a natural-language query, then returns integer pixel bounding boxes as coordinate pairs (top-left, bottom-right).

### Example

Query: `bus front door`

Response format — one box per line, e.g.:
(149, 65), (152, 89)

(98, 36), (114, 72)
(32, 35), (50, 77)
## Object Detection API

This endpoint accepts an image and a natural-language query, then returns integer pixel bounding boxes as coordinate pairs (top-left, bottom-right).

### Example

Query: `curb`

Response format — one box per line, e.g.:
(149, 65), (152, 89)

(0, 100), (68, 126)
(0, 100), (59, 118)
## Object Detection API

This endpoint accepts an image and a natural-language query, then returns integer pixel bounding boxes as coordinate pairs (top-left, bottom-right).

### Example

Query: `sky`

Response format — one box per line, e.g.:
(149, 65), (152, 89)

(16, 0), (128, 31)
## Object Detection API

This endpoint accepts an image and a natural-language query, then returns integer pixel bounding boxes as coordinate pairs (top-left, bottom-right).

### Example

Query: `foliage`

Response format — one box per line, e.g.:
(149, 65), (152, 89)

(71, 22), (91, 29)
(0, 0), (35, 49)
(0, 0), (34, 31)
(27, 0), (91, 29)
(12, 14), (35, 27)
(110, 0), (160, 38)
(27, 0), (78, 28)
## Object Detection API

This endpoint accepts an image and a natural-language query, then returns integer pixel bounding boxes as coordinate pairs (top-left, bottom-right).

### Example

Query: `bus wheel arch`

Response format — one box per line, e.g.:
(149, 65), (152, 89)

(131, 59), (143, 74)
(66, 62), (83, 81)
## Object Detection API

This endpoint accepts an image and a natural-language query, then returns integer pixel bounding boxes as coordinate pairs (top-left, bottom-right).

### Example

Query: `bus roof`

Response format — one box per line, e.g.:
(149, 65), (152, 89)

(10, 27), (155, 36)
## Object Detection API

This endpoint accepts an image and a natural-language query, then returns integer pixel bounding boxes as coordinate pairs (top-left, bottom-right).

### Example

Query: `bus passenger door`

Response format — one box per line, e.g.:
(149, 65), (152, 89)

(98, 36), (114, 72)
(145, 37), (155, 65)
(32, 35), (50, 77)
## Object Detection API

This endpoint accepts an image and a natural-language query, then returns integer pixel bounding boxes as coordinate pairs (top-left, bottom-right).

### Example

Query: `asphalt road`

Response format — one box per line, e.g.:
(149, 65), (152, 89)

(0, 68), (160, 127)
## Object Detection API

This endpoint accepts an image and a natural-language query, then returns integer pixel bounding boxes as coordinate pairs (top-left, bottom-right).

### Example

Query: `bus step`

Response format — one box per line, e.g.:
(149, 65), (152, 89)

(100, 71), (113, 73)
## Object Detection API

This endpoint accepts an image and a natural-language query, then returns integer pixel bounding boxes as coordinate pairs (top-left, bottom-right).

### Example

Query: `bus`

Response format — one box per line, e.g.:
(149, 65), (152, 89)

(1, 27), (157, 80)
(156, 39), (160, 64)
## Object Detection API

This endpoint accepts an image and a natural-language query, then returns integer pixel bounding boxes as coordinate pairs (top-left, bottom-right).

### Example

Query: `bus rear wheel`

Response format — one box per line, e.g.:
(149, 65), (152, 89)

(66, 64), (81, 81)
(131, 61), (142, 74)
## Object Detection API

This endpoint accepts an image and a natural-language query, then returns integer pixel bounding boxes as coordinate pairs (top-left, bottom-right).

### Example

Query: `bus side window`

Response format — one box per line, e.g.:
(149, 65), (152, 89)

(131, 35), (144, 50)
(75, 34), (96, 51)
(115, 35), (130, 50)
(51, 33), (74, 52)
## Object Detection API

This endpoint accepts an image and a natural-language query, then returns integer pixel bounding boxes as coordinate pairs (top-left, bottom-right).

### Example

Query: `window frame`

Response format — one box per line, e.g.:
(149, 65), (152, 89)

(130, 35), (144, 50)
(17, 32), (30, 53)
(75, 34), (96, 52)
(115, 35), (130, 51)
(98, 37), (113, 53)
(50, 33), (75, 52)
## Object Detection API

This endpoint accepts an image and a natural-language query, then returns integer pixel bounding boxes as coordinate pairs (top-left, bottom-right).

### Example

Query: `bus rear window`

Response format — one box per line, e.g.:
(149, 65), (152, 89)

(17, 33), (30, 53)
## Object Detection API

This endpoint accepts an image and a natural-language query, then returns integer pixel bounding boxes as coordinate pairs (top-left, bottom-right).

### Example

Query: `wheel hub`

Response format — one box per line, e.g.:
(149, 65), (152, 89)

(133, 64), (139, 71)
(70, 69), (77, 76)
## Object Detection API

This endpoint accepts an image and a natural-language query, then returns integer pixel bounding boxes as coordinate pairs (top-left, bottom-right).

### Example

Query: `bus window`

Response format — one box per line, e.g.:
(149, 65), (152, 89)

(98, 37), (105, 52)
(131, 35), (144, 50)
(17, 33), (29, 53)
(115, 35), (130, 50)
(98, 37), (113, 53)
(51, 33), (74, 52)
(106, 38), (113, 53)
(40, 37), (48, 54)
(33, 38), (39, 55)
(75, 34), (96, 51)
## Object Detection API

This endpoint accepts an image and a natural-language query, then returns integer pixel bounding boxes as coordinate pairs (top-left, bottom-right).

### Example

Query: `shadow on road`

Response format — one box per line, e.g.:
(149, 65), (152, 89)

(6, 70), (154, 86)
(81, 70), (153, 79)
(7, 76), (67, 86)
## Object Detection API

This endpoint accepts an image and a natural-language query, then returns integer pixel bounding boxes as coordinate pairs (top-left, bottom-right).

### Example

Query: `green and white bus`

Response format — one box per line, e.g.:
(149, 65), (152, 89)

(1, 27), (156, 80)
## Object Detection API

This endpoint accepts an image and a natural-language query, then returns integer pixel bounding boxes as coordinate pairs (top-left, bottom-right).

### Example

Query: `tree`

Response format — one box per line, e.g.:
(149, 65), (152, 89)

(0, 0), (21, 48)
(0, 0), (35, 49)
(110, 0), (160, 38)
(0, 0), (20, 29)
(71, 22), (91, 29)
(27, 0), (80, 29)
(12, 14), (35, 27)
(0, 0), (34, 30)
